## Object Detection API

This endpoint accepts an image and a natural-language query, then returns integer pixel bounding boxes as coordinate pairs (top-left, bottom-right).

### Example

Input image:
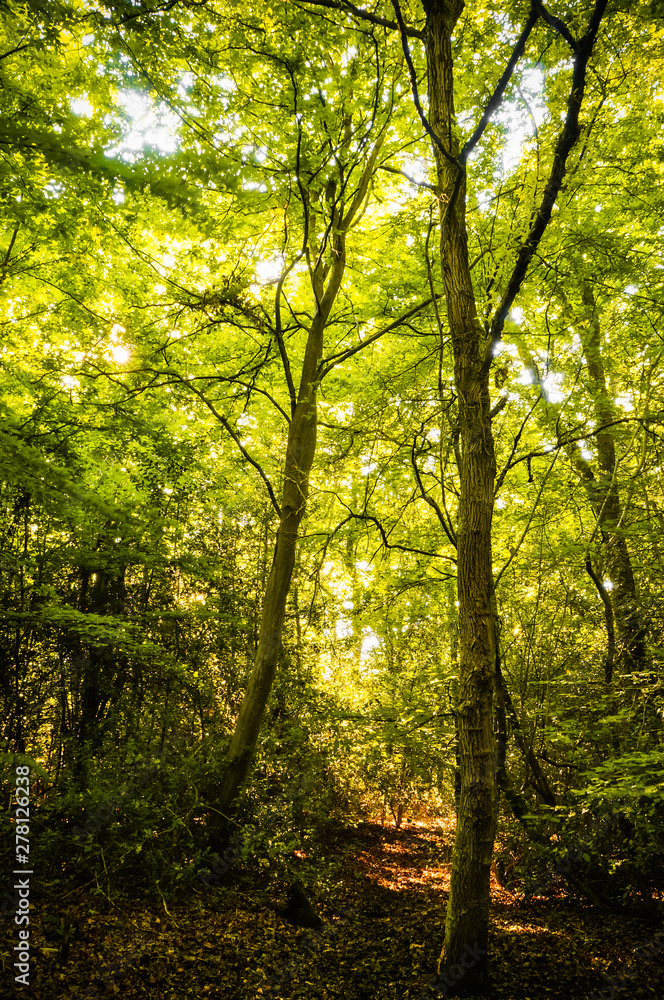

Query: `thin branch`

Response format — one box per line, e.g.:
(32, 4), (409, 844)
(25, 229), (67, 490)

(337, 513), (456, 562)
(424, 205), (446, 400)
(461, 4), (541, 162)
(379, 163), (436, 190)
(411, 438), (457, 550)
(494, 448), (559, 588)
(106, 0), (184, 29)
(538, 752), (581, 771)
(0, 42), (30, 61)
(292, 0), (425, 39)
(483, 0), (609, 370)
(318, 297), (435, 378)
(225, 379), (291, 425)
(503, 415), (649, 478)
(274, 258), (301, 414)
(164, 375), (281, 517)
(0, 223), (20, 283)
(494, 391), (543, 493)
(536, 2), (578, 52)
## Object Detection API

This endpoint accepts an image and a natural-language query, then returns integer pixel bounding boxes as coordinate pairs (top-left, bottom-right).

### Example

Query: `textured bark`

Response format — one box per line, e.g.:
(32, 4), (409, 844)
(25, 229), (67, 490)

(423, 1), (497, 991)
(415, 0), (609, 990)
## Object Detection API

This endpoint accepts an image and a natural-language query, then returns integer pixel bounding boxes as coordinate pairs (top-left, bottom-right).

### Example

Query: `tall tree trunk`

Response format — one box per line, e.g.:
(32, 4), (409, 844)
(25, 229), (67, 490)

(579, 284), (647, 673)
(212, 255), (344, 829)
(415, 0), (608, 989)
(423, 1), (497, 990)
(210, 135), (382, 834)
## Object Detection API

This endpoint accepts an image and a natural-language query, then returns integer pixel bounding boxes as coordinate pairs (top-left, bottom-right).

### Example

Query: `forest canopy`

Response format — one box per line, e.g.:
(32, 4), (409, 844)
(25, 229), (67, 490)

(1, 0), (663, 996)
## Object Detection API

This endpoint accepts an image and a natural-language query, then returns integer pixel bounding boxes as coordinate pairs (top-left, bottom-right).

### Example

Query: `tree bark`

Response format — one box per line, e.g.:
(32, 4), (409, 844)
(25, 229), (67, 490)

(211, 251), (345, 830)
(415, 0), (608, 989)
(422, 1), (497, 990)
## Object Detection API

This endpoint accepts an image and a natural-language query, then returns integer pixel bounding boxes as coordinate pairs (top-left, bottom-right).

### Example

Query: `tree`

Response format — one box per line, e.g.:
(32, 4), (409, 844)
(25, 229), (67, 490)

(386, 0), (610, 989)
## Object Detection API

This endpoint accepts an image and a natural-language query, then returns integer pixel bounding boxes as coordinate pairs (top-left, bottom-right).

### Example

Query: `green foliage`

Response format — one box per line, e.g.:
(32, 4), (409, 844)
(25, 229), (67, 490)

(0, 0), (662, 928)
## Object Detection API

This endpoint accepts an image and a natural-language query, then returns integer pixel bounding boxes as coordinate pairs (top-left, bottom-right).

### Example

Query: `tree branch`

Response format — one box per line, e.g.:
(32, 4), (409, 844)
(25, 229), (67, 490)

(318, 297), (436, 378)
(461, 3), (541, 162)
(274, 257), (302, 415)
(0, 42), (31, 61)
(411, 437), (457, 549)
(166, 375), (281, 517)
(337, 513), (456, 562)
(379, 163), (436, 190)
(292, 0), (425, 39)
(536, 2), (578, 52)
(483, 0), (609, 370)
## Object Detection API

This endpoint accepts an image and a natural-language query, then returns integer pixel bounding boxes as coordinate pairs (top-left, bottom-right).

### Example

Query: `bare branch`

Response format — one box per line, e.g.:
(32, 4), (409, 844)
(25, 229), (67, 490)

(340, 512), (457, 561)
(461, 3), (540, 162)
(536, 2), (578, 52)
(411, 437), (457, 549)
(164, 375), (281, 517)
(379, 163), (436, 190)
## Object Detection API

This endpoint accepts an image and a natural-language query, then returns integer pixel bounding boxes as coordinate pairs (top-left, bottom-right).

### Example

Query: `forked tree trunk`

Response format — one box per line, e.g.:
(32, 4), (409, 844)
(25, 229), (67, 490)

(423, 1), (497, 990)
(210, 136), (383, 838)
(418, 0), (608, 991)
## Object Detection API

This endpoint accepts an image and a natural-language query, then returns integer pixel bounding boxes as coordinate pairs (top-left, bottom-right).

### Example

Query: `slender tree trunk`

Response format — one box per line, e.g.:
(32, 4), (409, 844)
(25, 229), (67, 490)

(423, 1), (497, 990)
(212, 257), (344, 828)
(579, 284), (647, 673)
(209, 118), (384, 833)
(406, 1), (608, 986)
(516, 318), (645, 679)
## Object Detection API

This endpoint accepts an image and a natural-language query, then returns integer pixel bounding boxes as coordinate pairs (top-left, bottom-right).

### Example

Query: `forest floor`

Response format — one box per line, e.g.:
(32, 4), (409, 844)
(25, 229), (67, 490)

(4, 818), (664, 1000)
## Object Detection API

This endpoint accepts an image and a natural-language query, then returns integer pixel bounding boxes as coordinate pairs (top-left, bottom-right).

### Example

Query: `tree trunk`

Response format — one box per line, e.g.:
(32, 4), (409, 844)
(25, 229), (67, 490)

(516, 319), (645, 680)
(579, 284), (647, 674)
(210, 133), (383, 834)
(401, 0), (607, 988)
(423, 1), (497, 990)
(212, 254), (344, 830)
